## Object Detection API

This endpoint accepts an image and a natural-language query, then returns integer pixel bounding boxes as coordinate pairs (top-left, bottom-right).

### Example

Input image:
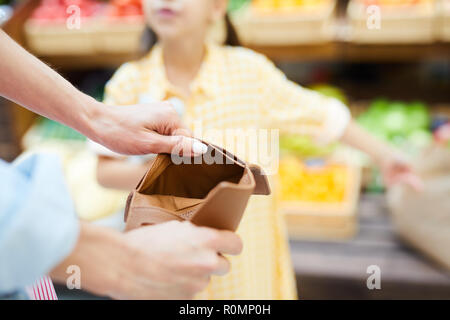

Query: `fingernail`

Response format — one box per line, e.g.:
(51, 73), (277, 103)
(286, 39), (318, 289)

(192, 140), (208, 155)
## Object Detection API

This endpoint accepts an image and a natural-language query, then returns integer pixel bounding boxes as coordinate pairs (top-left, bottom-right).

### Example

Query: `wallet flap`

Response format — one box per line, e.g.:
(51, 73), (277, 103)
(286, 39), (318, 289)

(249, 165), (271, 195)
(191, 183), (253, 231)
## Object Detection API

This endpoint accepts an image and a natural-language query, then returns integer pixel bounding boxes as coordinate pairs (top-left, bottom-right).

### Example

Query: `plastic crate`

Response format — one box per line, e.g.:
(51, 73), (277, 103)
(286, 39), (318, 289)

(279, 164), (361, 241)
(232, 0), (336, 46)
(347, 0), (436, 44)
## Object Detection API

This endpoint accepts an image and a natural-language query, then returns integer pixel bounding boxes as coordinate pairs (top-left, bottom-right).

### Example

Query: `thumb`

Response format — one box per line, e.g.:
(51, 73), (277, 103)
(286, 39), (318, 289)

(149, 133), (208, 156)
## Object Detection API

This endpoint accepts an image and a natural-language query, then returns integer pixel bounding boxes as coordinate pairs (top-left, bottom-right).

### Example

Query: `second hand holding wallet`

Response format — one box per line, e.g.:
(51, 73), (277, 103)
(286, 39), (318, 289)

(124, 143), (271, 232)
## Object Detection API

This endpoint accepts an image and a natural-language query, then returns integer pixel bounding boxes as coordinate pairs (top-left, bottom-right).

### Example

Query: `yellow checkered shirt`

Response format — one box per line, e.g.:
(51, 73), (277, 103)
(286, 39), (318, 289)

(103, 43), (350, 299)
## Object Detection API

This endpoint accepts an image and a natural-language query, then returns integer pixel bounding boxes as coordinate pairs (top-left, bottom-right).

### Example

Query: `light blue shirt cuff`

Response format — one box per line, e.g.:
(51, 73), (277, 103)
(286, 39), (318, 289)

(0, 153), (80, 293)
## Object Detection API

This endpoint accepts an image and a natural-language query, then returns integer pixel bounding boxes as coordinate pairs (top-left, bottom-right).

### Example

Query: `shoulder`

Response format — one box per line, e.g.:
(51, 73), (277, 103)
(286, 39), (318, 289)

(108, 61), (140, 84)
(220, 46), (275, 69)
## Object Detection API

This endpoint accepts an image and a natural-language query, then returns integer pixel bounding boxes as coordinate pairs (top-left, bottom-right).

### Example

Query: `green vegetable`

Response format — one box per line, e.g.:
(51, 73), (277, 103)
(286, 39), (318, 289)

(280, 135), (337, 158)
(310, 84), (348, 105)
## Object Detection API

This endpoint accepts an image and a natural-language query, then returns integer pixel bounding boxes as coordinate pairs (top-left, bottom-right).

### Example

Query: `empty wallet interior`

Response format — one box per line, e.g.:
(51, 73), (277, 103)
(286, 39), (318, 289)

(134, 147), (247, 218)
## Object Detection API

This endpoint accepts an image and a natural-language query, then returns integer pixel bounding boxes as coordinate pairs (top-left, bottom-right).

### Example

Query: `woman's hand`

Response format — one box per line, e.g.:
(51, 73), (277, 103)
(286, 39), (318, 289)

(0, 31), (207, 157)
(379, 154), (423, 191)
(341, 120), (423, 191)
(90, 101), (207, 156)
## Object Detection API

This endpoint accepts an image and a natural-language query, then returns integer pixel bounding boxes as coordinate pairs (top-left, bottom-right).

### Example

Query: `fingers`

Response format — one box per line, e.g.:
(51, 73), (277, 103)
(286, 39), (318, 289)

(200, 228), (243, 256)
(397, 173), (424, 192)
(212, 255), (231, 276)
(173, 127), (193, 138)
(147, 132), (208, 157)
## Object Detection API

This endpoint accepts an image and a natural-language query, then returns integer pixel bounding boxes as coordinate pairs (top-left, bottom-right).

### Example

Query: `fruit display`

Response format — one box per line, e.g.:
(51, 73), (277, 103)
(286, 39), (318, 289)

(278, 156), (349, 203)
(252, 0), (329, 13)
(357, 99), (432, 154)
(30, 0), (143, 22)
(347, 0), (435, 43)
(31, 0), (104, 22)
(105, 0), (143, 18)
(25, 0), (146, 55)
(232, 0), (336, 45)
(278, 156), (361, 241)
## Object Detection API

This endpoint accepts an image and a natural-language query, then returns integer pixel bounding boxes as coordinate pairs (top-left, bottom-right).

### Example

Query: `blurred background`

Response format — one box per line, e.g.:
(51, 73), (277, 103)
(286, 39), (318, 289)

(1, 0), (449, 299)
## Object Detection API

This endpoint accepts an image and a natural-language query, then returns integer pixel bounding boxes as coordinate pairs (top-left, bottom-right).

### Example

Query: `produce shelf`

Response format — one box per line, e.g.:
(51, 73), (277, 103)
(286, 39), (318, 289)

(347, 0), (436, 44)
(233, 0), (337, 46)
(278, 161), (362, 241)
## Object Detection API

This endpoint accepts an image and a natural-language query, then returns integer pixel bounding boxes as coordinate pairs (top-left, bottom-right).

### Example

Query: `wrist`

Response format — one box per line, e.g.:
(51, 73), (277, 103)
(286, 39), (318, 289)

(51, 222), (127, 297)
(79, 97), (106, 143)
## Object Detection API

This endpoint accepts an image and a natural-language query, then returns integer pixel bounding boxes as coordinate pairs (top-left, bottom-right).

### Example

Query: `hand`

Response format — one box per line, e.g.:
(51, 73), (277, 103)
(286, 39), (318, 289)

(51, 221), (243, 300)
(115, 221), (243, 300)
(379, 154), (423, 191)
(90, 101), (207, 156)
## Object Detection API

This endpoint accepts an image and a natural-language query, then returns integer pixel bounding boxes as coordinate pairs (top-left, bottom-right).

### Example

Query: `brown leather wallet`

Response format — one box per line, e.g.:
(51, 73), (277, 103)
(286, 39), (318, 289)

(124, 143), (271, 232)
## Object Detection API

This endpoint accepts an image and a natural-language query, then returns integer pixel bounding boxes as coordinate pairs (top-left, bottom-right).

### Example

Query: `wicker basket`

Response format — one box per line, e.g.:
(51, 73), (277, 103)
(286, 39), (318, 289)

(232, 0), (336, 46)
(347, 0), (436, 44)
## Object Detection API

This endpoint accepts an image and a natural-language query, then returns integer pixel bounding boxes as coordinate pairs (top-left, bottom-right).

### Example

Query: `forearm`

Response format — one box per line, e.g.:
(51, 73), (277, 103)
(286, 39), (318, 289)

(0, 30), (100, 138)
(50, 222), (127, 297)
(341, 120), (399, 165)
(97, 157), (150, 191)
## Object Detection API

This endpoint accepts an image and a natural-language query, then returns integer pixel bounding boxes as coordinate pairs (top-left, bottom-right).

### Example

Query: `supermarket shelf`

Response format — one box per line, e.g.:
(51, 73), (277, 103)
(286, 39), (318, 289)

(4, 1), (449, 69)
(28, 41), (450, 70)
(251, 42), (450, 63)
(36, 52), (144, 70)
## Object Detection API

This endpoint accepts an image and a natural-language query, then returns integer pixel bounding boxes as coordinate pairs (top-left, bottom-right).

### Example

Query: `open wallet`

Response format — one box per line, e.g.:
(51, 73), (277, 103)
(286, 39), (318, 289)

(124, 142), (271, 232)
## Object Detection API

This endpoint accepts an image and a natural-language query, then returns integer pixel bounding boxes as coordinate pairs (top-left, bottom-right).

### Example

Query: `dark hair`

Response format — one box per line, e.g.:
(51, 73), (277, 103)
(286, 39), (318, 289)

(141, 13), (241, 53)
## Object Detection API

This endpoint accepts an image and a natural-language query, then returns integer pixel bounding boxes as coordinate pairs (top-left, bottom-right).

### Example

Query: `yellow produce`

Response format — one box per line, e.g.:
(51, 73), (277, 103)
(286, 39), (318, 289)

(252, 0), (324, 12)
(278, 156), (349, 203)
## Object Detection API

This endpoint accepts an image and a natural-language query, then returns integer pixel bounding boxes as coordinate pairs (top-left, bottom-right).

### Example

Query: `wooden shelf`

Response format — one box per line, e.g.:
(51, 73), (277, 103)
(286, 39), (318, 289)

(250, 42), (450, 63)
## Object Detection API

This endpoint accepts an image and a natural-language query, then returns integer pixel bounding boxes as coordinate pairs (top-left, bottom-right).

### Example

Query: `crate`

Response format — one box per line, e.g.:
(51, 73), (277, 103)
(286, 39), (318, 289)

(347, 0), (436, 44)
(438, 0), (450, 41)
(279, 164), (361, 241)
(25, 18), (98, 55)
(232, 0), (336, 46)
(24, 17), (145, 56)
(93, 17), (146, 54)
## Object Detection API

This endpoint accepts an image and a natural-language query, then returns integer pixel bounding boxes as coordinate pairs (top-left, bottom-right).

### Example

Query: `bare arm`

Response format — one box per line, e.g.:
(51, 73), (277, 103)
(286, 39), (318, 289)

(0, 31), (97, 135)
(341, 120), (423, 190)
(0, 30), (206, 156)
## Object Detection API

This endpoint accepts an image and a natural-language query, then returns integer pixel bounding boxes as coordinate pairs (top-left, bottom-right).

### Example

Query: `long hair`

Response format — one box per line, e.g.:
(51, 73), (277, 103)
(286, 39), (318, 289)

(141, 13), (241, 53)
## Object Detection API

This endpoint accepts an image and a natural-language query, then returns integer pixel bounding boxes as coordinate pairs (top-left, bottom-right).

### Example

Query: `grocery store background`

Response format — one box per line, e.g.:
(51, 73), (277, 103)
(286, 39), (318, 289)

(1, 0), (449, 299)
